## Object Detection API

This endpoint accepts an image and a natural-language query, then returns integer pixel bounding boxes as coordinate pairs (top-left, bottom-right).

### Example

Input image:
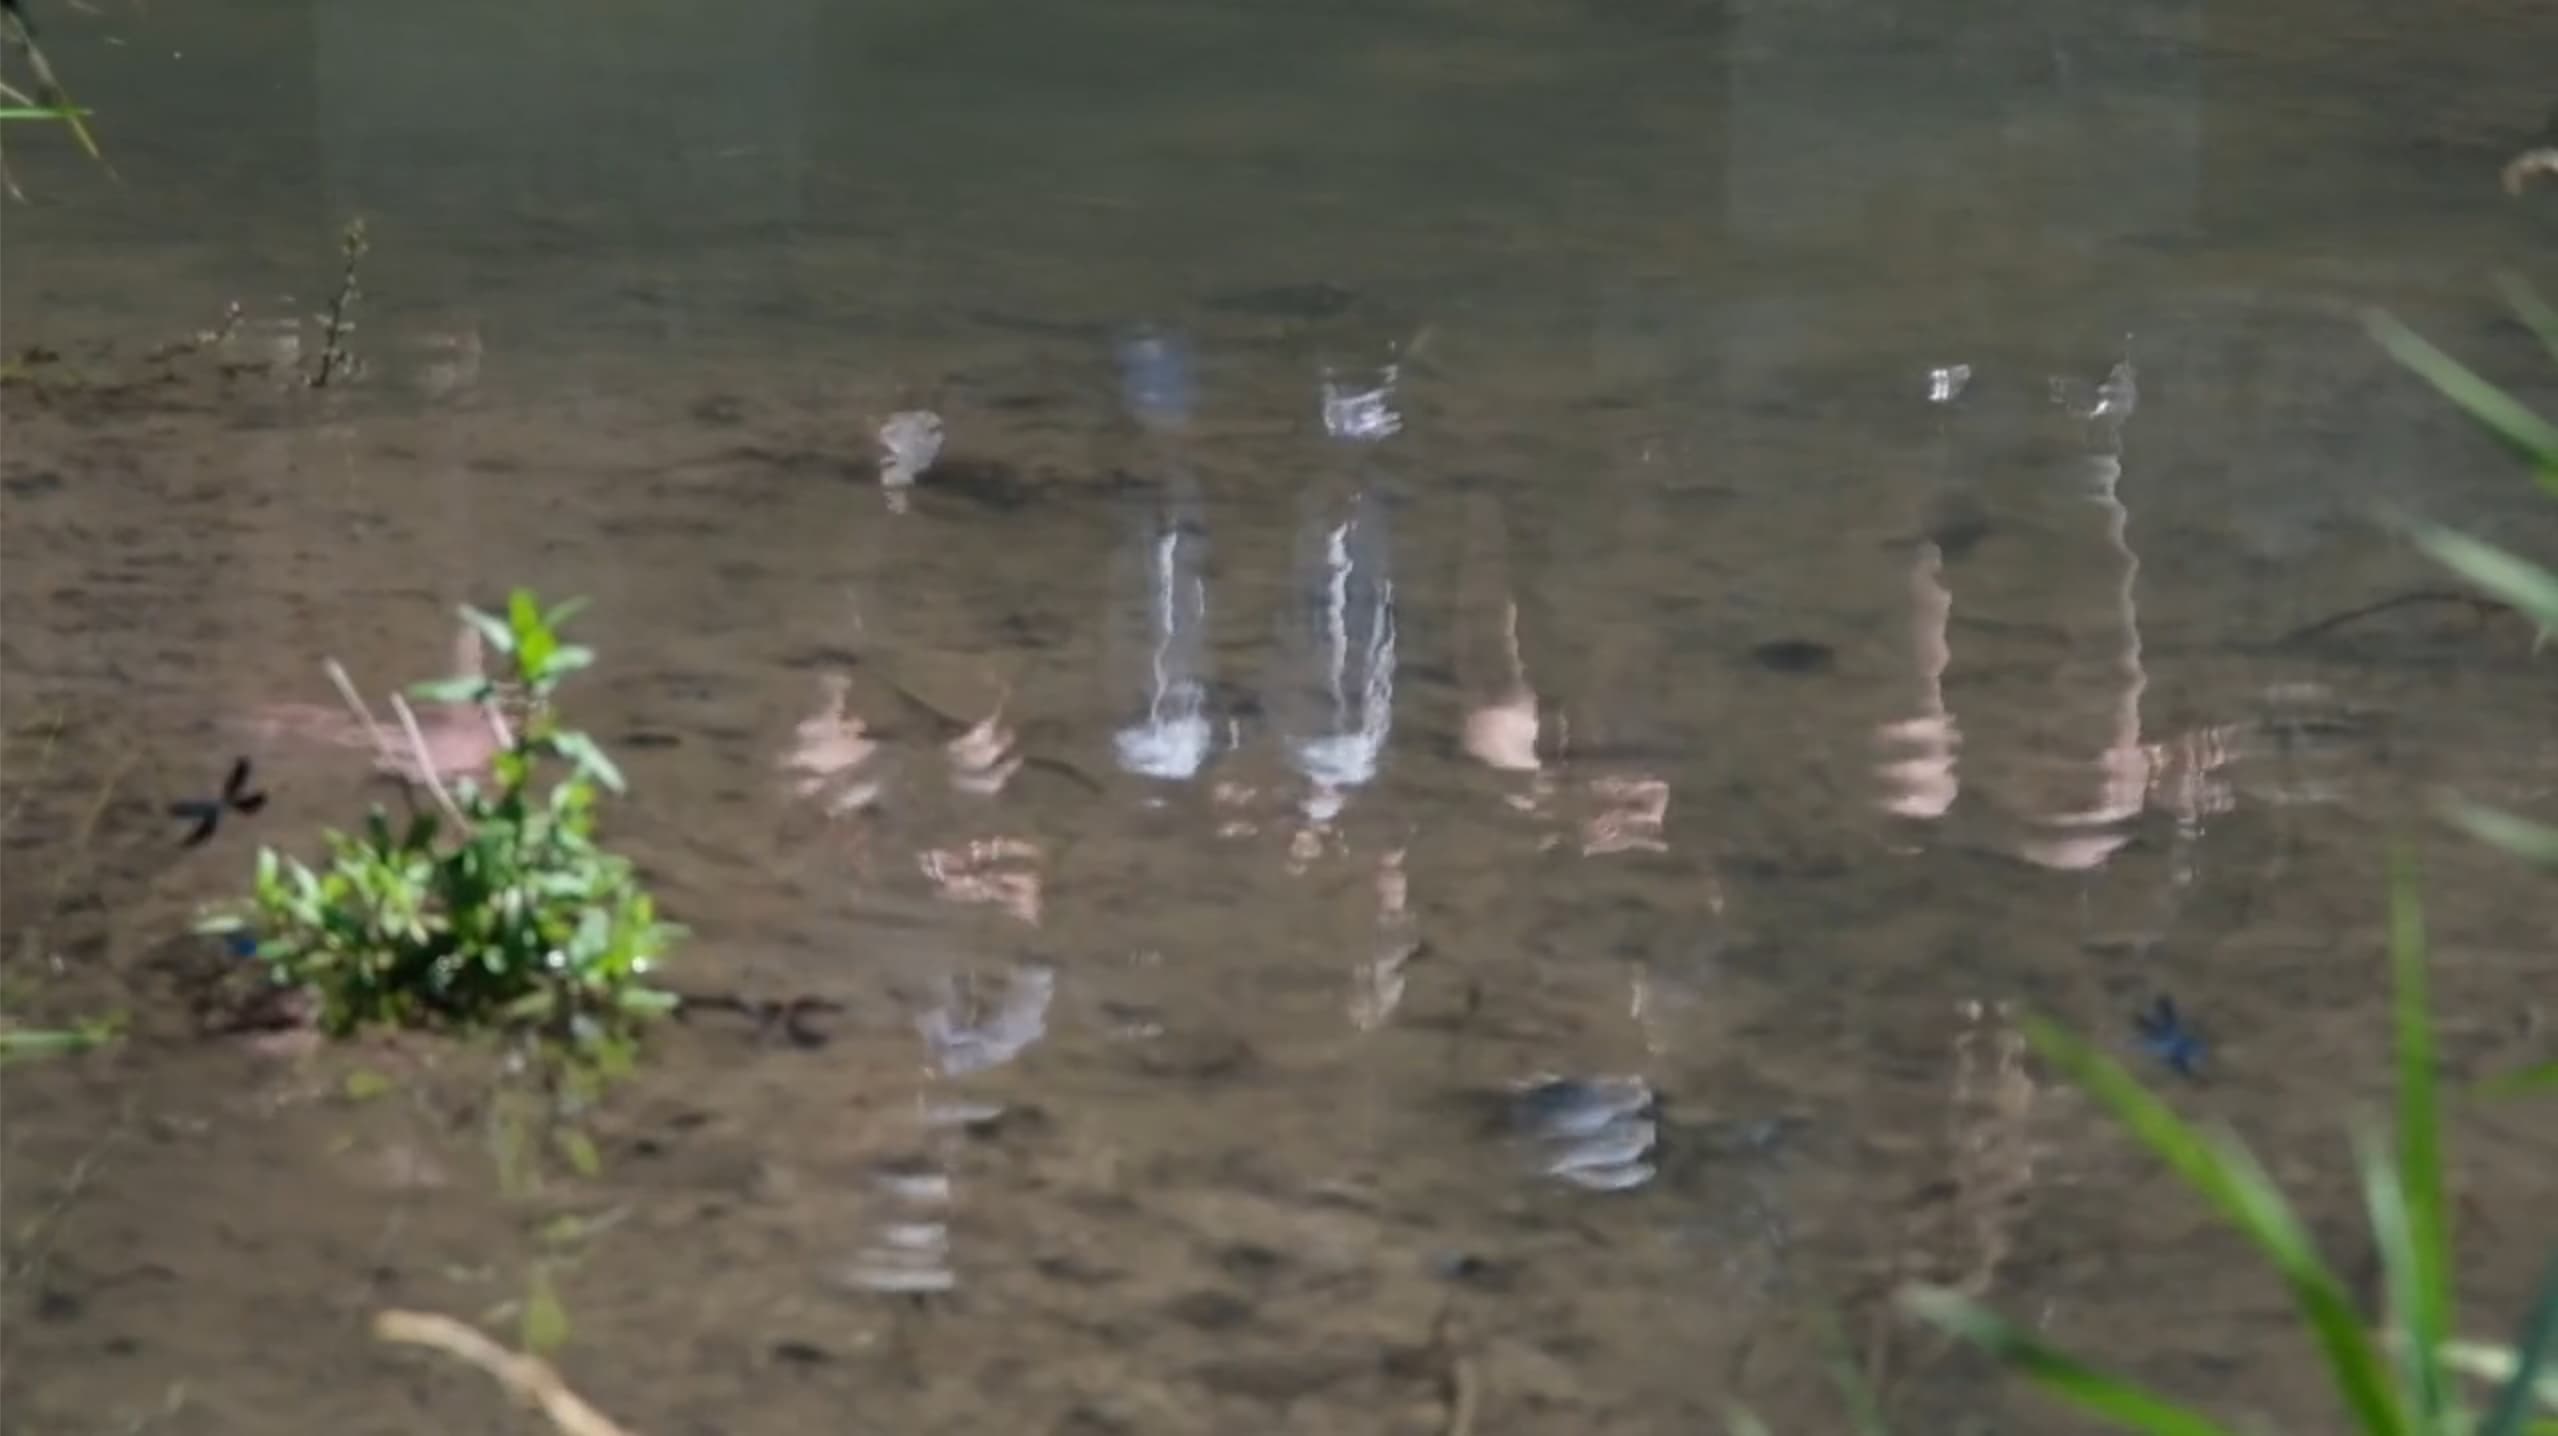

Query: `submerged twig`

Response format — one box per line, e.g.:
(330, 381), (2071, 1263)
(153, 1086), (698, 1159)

(388, 694), (469, 829)
(372, 1310), (638, 1436)
(309, 217), (368, 388)
(324, 658), (402, 764)
(2276, 589), (2516, 646)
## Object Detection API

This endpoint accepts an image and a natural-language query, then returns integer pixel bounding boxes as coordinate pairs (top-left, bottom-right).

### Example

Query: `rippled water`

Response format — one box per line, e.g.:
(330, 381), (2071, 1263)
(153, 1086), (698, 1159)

(5, 0), (2555, 1431)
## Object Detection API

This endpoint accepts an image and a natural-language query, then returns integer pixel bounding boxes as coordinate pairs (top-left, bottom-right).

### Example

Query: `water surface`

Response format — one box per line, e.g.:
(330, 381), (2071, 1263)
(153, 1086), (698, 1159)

(5, 1), (2555, 1432)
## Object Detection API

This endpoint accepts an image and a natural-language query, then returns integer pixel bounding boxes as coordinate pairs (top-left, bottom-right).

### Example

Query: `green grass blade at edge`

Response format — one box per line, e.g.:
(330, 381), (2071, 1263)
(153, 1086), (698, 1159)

(2480, 1254), (2558, 1436)
(2406, 524), (2558, 633)
(2473, 1061), (2558, 1099)
(2388, 849), (2457, 1425)
(2367, 309), (2558, 471)
(1899, 1287), (2245, 1436)
(2018, 1015), (2410, 1436)
(2357, 1122), (2451, 1428)
(1813, 1304), (1894, 1436)
(1722, 1404), (1777, 1436)
(2498, 275), (2558, 370)
(2439, 797), (2558, 866)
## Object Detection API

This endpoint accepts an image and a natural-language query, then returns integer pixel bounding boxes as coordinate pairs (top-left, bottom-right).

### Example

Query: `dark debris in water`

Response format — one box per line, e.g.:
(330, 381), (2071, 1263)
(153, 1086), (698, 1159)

(1748, 639), (1835, 674)
(921, 457), (1039, 512)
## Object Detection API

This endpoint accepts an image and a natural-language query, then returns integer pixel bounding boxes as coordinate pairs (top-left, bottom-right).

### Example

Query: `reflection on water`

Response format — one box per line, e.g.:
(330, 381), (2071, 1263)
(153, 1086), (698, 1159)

(5, 0), (2555, 1430)
(1275, 481), (1399, 827)
(1110, 472), (1217, 784)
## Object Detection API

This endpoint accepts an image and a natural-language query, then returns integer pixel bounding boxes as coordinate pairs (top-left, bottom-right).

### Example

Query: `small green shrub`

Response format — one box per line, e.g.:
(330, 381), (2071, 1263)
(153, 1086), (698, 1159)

(200, 591), (681, 1052)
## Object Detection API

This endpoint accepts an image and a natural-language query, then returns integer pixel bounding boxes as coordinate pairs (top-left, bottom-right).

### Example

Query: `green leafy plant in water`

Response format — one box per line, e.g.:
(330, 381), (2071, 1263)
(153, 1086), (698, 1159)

(199, 591), (682, 1055)
(1902, 851), (2558, 1436)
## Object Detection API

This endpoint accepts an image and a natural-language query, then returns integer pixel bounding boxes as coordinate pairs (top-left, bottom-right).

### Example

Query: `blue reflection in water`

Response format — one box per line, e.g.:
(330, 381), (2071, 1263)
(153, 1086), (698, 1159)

(1118, 330), (1196, 431)
(1510, 1075), (1660, 1192)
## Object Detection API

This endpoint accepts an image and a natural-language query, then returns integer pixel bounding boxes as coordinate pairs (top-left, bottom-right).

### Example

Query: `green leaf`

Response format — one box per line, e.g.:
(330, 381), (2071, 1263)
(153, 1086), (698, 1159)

(520, 1265), (571, 1355)
(2498, 274), (2558, 371)
(2016, 1015), (2409, 1436)
(2359, 1123), (2444, 1429)
(459, 603), (516, 657)
(2481, 1255), (2558, 1436)
(1900, 1287), (2244, 1436)
(544, 595), (591, 632)
(2406, 522), (2558, 634)
(2368, 309), (2558, 471)
(553, 1127), (603, 1178)
(2386, 849), (2455, 1427)
(343, 1068), (393, 1102)
(409, 676), (490, 706)
(2439, 797), (2558, 866)
(2475, 1061), (2558, 1099)
(1722, 1405), (1777, 1436)
(547, 731), (626, 795)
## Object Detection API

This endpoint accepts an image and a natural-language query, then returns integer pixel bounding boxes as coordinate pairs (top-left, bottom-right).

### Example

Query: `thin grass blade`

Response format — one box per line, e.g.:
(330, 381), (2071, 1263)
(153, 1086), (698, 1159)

(2439, 797), (2558, 866)
(1900, 1286), (2244, 1436)
(1722, 1404), (1777, 1436)
(2018, 1015), (2409, 1436)
(2480, 1254), (2558, 1436)
(2386, 850), (2456, 1424)
(2407, 524), (2558, 633)
(2359, 1122), (2450, 1426)
(2499, 275), (2558, 370)
(1814, 1304), (1893, 1436)
(2473, 1061), (2558, 1099)
(2368, 309), (2558, 476)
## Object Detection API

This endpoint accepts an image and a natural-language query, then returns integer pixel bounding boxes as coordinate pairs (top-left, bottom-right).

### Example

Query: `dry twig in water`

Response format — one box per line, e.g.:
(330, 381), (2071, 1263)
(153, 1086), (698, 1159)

(388, 693), (469, 829)
(373, 1309), (637, 1436)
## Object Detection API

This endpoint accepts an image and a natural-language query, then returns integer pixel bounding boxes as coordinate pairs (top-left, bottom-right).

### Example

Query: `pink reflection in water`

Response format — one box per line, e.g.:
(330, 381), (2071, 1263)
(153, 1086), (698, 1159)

(241, 626), (501, 784)
(919, 837), (1044, 926)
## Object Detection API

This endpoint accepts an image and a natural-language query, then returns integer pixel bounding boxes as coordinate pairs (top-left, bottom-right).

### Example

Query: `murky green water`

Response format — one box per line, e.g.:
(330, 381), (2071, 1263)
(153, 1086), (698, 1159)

(5, 0), (2554, 1432)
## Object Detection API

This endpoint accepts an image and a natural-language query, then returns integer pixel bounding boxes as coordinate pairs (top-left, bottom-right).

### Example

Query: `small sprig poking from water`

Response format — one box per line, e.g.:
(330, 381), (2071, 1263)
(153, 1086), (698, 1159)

(308, 216), (368, 389)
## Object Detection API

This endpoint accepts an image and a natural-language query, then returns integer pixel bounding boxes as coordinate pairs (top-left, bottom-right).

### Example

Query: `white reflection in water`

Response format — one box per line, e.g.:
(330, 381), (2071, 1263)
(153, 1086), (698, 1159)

(1349, 847), (1418, 1032)
(1111, 479), (1216, 782)
(2016, 357), (2148, 870)
(1320, 363), (1403, 442)
(1876, 540), (1962, 821)
(919, 963), (1056, 1077)
(1279, 489), (1398, 824)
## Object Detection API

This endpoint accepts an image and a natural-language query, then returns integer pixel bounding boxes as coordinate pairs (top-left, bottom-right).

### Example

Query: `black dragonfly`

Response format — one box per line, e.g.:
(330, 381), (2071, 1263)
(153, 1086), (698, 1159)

(171, 756), (268, 848)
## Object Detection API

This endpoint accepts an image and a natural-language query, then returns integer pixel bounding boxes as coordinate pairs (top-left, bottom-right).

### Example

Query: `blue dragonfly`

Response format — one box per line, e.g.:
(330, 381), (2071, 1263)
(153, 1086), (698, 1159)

(2133, 995), (2206, 1080)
